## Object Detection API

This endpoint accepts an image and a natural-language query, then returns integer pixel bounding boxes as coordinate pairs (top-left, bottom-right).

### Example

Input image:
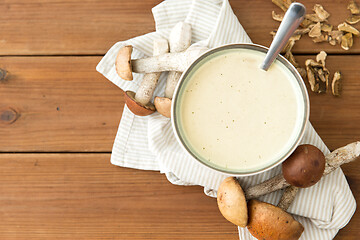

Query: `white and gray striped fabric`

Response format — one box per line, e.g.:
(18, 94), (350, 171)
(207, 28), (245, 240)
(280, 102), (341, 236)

(96, 0), (356, 239)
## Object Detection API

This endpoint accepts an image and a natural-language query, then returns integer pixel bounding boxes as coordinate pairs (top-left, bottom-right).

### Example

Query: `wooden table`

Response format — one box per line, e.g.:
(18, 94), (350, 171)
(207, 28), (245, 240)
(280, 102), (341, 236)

(0, 0), (359, 239)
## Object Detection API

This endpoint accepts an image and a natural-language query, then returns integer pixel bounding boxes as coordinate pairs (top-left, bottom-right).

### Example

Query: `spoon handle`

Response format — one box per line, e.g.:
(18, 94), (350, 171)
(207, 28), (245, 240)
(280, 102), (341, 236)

(260, 3), (306, 71)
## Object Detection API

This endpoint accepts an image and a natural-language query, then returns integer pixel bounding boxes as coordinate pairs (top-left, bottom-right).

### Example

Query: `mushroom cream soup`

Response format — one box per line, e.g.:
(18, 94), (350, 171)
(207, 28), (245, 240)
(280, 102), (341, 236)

(176, 49), (305, 172)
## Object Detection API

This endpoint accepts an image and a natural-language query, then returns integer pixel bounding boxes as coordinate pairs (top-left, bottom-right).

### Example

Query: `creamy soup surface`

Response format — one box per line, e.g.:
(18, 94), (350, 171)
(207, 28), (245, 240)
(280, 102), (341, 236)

(177, 49), (304, 172)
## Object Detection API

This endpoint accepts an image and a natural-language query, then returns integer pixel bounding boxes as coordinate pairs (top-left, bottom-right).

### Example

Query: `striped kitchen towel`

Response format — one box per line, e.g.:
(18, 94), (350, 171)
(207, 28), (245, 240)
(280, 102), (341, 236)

(96, 0), (356, 239)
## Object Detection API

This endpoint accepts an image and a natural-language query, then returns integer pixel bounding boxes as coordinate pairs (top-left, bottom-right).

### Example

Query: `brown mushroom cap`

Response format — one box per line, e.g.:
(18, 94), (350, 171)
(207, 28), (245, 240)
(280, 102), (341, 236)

(154, 97), (172, 118)
(116, 45), (133, 81)
(247, 199), (304, 240)
(217, 177), (248, 227)
(282, 144), (325, 188)
(124, 91), (155, 116)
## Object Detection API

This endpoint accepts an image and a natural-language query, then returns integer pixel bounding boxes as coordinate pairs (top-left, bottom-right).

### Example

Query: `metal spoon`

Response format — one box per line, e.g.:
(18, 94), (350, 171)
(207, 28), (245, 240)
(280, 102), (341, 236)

(260, 3), (306, 71)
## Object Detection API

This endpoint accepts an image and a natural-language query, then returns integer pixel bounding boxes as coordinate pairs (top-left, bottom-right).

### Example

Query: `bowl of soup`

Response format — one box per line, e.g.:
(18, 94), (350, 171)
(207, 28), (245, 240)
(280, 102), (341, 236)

(171, 44), (309, 176)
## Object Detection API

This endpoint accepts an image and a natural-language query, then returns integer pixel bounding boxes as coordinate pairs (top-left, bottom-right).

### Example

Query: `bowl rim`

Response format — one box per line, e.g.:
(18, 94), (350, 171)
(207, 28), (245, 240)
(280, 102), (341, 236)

(171, 43), (310, 177)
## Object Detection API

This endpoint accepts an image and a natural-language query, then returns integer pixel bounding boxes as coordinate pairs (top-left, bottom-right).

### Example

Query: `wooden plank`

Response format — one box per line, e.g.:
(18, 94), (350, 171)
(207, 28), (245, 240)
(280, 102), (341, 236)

(0, 154), (238, 239)
(0, 0), (161, 55)
(1, 0), (360, 55)
(0, 153), (358, 239)
(0, 57), (124, 152)
(336, 161), (360, 239)
(1, 56), (359, 152)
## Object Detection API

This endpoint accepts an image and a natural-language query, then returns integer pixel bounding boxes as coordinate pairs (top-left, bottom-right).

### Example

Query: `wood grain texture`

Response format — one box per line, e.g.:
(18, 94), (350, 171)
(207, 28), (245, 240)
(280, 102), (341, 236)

(0, 0), (359, 239)
(0, 153), (358, 239)
(0, 0), (161, 55)
(1, 0), (360, 55)
(1, 56), (359, 152)
(0, 154), (238, 240)
(0, 57), (124, 152)
(336, 161), (360, 239)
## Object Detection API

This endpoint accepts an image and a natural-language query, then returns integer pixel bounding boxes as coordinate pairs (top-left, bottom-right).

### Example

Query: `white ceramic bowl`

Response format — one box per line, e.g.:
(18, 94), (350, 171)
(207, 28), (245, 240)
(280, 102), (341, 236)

(171, 43), (310, 176)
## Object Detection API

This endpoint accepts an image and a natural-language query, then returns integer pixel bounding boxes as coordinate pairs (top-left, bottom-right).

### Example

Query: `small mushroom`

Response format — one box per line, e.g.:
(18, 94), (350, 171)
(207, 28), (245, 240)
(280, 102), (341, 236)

(305, 60), (321, 93)
(247, 199), (304, 240)
(272, 0), (291, 12)
(272, 11), (284, 22)
(244, 142), (360, 200)
(308, 22), (322, 38)
(124, 91), (156, 116)
(332, 71), (342, 97)
(248, 186), (302, 239)
(321, 23), (333, 32)
(306, 64), (319, 92)
(165, 22), (192, 99)
(154, 97), (172, 118)
(348, 0), (360, 15)
(132, 46), (208, 73)
(328, 30), (343, 44)
(115, 45), (208, 76)
(312, 34), (328, 43)
(313, 4), (330, 21)
(338, 22), (360, 36)
(305, 55), (330, 94)
(217, 177), (248, 227)
(341, 32), (354, 50)
(115, 45), (133, 80)
(125, 38), (169, 116)
(301, 18), (314, 28)
(316, 50), (327, 67)
(305, 13), (324, 23)
(282, 145), (326, 188)
(346, 15), (360, 24)
(247, 145), (325, 240)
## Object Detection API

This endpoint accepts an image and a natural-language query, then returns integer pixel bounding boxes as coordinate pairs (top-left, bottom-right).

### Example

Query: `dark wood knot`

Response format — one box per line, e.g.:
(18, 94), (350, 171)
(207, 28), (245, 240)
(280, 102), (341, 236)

(0, 68), (8, 82)
(0, 107), (20, 124)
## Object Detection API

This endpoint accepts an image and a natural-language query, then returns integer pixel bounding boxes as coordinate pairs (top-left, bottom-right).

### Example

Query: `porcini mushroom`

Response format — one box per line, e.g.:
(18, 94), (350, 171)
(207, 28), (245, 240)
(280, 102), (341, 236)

(165, 22), (192, 99)
(217, 177), (248, 227)
(247, 144), (325, 239)
(115, 45), (133, 80)
(124, 38), (169, 116)
(277, 185), (299, 210)
(346, 15), (360, 25)
(282, 144), (326, 188)
(245, 141), (360, 200)
(348, 0), (360, 15)
(154, 97), (172, 118)
(115, 45), (207, 77)
(248, 183), (303, 240)
(338, 22), (360, 36)
(154, 22), (192, 118)
(247, 199), (304, 240)
(217, 143), (359, 239)
(332, 71), (342, 97)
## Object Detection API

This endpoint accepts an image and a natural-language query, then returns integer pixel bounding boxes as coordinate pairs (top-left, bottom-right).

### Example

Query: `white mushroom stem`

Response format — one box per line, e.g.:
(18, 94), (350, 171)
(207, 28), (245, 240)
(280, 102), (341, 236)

(277, 186), (299, 210)
(245, 141), (360, 200)
(165, 72), (182, 98)
(132, 46), (208, 73)
(165, 22), (192, 98)
(135, 38), (169, 105)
